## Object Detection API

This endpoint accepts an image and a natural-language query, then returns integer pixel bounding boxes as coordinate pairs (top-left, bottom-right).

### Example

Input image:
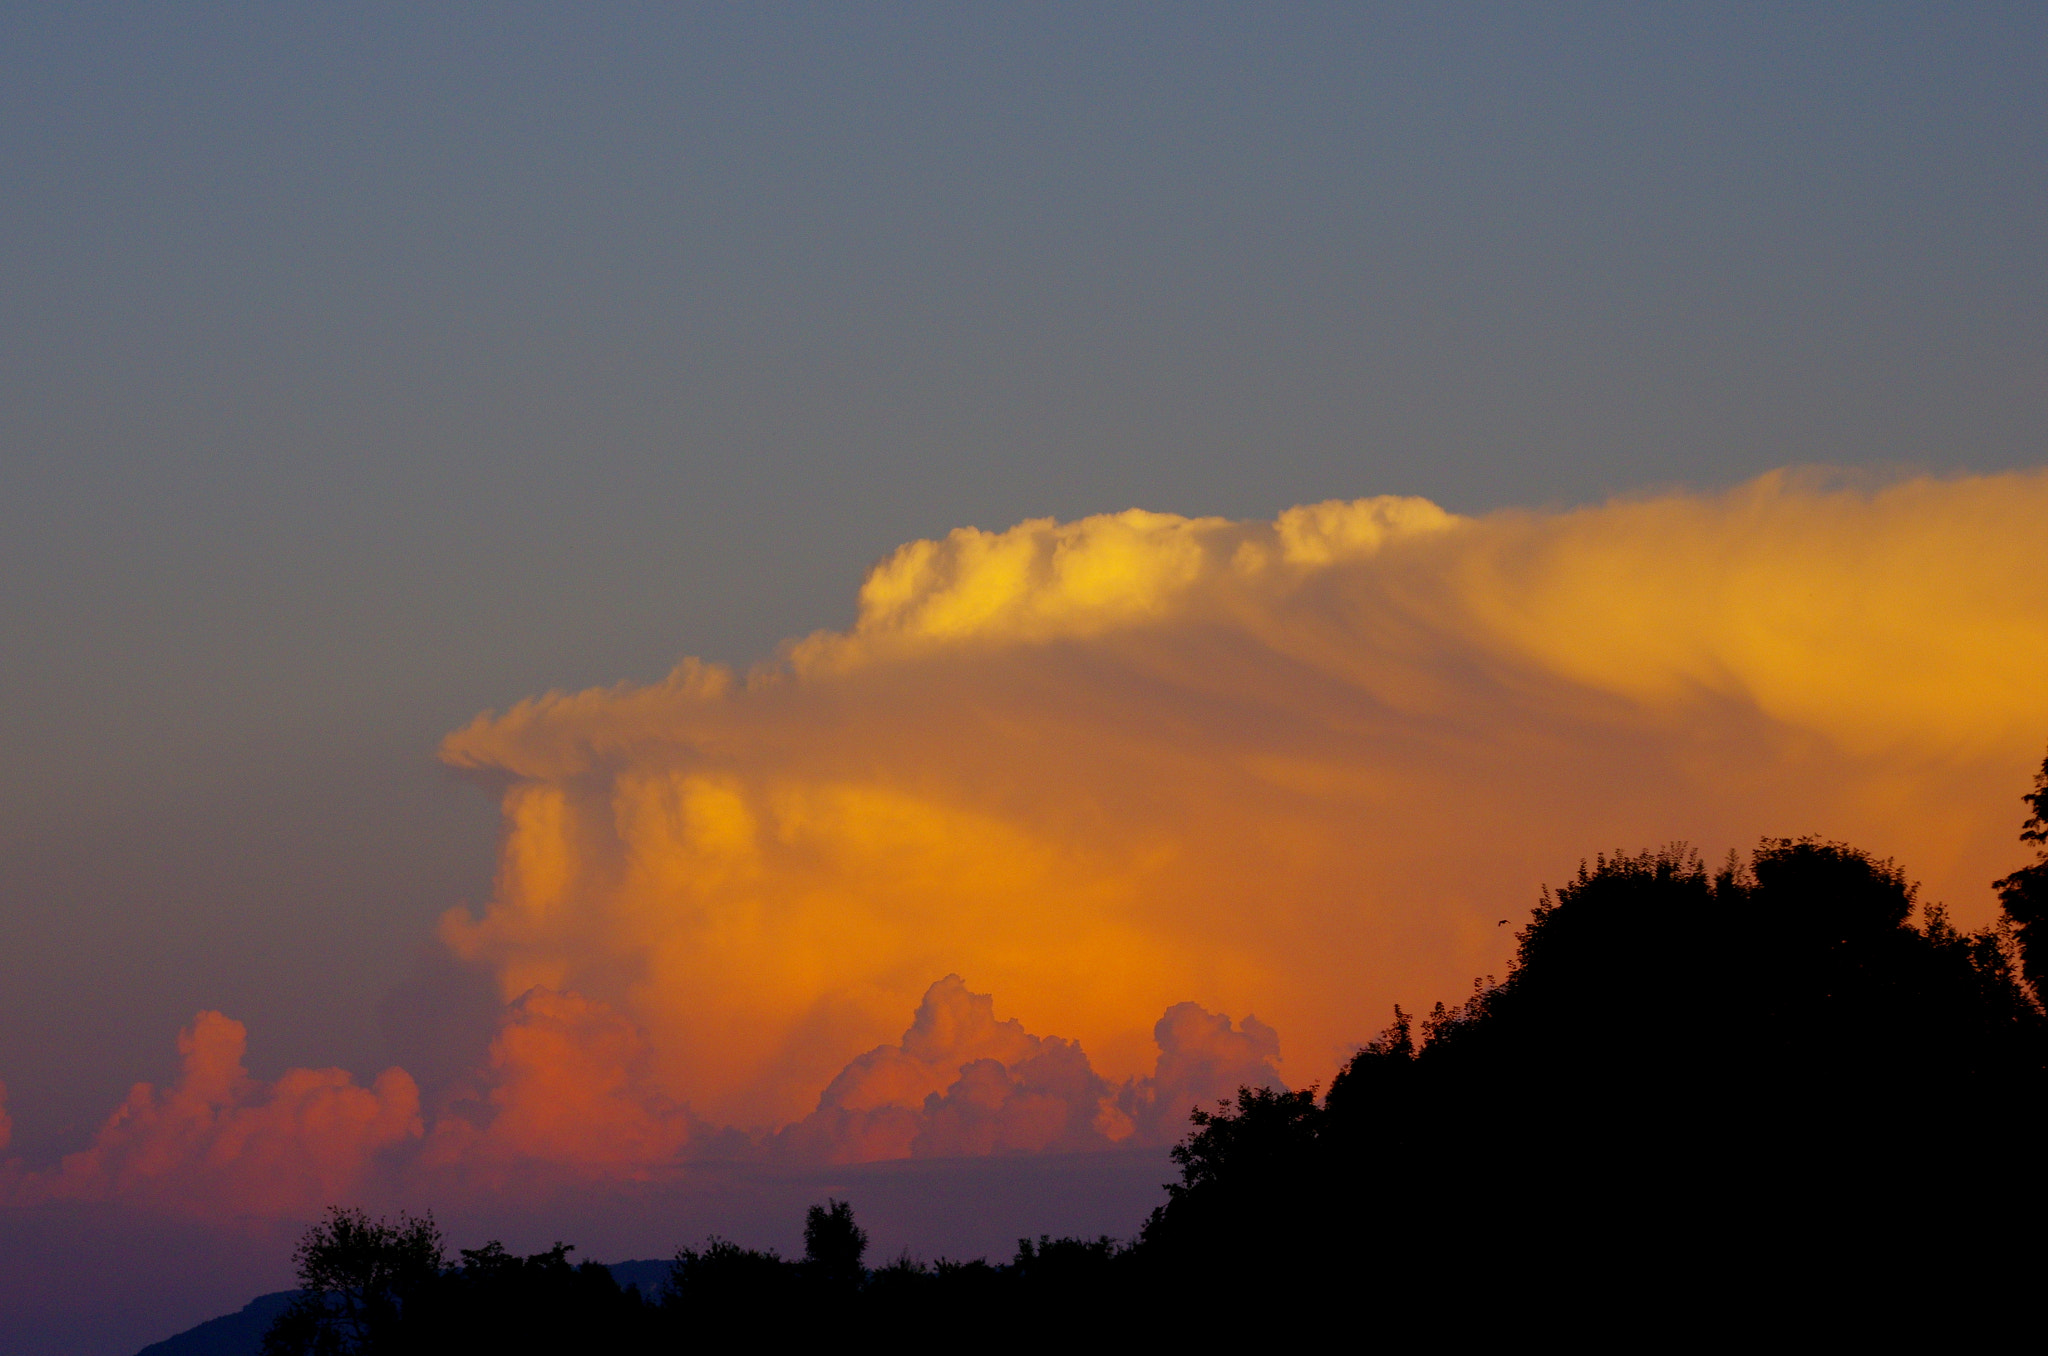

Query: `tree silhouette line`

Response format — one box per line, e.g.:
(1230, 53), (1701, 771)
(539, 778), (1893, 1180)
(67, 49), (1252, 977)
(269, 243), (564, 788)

(266, 749), (2048, 1348)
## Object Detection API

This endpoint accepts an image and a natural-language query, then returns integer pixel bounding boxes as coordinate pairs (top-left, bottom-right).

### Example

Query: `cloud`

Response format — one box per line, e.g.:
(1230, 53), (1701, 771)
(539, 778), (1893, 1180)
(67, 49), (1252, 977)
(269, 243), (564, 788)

(1118, 1003), (1284, 1145)
(433, 470), (2048, 1131)
(419, 987), (696, 1181)
(779, 975), (1118, 1162)
(779, 976), (1280, 1162)
(11, 469), (2048, 1213)
(15, 1013), (419, 1217)
(0, 979), (1281, 1210)
(778, 975), (1058, 1163)
(911, 1041), (1111, 1158)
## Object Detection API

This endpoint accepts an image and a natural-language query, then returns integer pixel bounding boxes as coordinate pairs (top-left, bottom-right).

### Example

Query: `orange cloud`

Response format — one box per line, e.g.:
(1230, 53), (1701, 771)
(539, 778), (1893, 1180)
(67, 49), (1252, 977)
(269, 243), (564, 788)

(779, 975), (1068, 1163)
(12, 469), (2047, 1216)
(435, 470), (2048, 1130)
(777, 977), (1282, 1163)
(17, 1013), (419, 1217)
(0, 981), (1283, 1217)
(420, 987), (694, 1181)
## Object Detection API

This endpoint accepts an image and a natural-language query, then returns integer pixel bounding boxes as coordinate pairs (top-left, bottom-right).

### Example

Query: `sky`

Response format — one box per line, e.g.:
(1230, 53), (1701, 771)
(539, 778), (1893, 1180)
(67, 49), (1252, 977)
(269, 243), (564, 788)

(1, 5), (2045, 1351)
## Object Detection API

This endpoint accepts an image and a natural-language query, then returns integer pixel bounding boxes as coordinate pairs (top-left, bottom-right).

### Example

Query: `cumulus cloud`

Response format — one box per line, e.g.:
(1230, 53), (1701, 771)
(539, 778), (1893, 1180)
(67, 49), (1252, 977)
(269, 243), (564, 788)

(779, 976), (1281, 1162)
(912, 1043), (1111, 1157)
(779, 976), (1064, 1163)
(419, 988), (695, 1181)
(434, 470), (2048, 1130)
(1118, 1003), (1285, 1145)
(15, 1013), (419, 1217)
(780, 976), (1117, 1162)
(0, 979), (1284, 1211)
(12, 469), (2048, 1213)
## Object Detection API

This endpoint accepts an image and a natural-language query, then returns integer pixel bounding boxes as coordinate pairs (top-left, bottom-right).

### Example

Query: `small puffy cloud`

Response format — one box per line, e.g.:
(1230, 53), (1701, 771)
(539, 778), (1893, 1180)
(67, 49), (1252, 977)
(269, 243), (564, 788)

(21, 1012), (419, 1217)
(1119, 1004), (1284, 1145)
(778, 976), (1063, 1163)
(814, 976), (1044, 1114)
(422, 988), (694, 1180)
(912, 1038), (1117, 1157)
(777, 977), (1276, 1163)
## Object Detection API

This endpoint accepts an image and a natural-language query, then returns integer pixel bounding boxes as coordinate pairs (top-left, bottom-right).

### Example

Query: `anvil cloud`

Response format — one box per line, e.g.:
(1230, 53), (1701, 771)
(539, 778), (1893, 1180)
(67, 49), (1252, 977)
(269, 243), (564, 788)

(434, 469), (2048, 1130)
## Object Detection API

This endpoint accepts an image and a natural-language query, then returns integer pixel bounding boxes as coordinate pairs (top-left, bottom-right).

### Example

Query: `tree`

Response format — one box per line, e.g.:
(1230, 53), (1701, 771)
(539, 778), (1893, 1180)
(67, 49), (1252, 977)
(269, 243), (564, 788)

(802, 1198), (868, 1289)
(1996, 746), (2048, 1000)
(261, 1208), (443, 1356)
(1137, 831), (2048, 1332)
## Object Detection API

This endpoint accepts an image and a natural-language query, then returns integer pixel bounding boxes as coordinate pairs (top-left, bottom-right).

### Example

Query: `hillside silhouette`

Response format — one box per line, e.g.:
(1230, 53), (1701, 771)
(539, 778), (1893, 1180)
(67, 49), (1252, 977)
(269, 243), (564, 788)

(243, 749), (2048, 1350)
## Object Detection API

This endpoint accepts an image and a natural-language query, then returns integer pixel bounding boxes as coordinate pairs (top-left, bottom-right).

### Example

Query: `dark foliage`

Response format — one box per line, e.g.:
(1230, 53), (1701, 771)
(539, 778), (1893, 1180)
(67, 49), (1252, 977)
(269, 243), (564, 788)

(1996, 748), (2048, 999)
(408, 1241), (647, 1351)
(263, 1205), (1137, 1350)
(801, 1197), (867, 1290)
(1143, 826), (2048, 1337)
(261, 1211), (651, 1355)
(260, 1208), (444, 1356)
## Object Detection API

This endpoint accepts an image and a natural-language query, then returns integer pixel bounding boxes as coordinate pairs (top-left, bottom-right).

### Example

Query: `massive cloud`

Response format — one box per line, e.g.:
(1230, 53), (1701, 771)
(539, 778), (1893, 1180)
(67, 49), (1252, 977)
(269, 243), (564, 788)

(8, 468), (2048, 1216)
(434, 470), (2048, 1129)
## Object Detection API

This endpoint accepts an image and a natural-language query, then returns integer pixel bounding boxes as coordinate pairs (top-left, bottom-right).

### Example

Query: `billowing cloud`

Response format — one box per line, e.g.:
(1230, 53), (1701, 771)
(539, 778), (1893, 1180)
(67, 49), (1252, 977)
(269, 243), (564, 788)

(434, 470), (2048, 1129)
(778, 975), (1083, 1163)
(419, 987), (696, 1181)
(8, 469), (2048, 1216)
(14, 1013), (419, 1217)
(1118, 1003), (1284, 1146)
(778, 977), (1281, 1163)
(2, 980), (1280, 1212)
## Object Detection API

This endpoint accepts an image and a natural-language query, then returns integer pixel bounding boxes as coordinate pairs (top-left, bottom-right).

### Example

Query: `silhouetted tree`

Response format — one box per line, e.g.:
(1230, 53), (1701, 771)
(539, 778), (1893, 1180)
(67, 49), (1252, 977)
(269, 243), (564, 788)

(802, 1197), (868, 1290)
(652, 1201), (1142, 1338)
(263, 1216), (651, 1354)
(409, 1239), (646, 1352)
(1996, 746), (2048, 1000)
(660, 1235), (798, 1341)
(1141, 833), (2048, 1332)
(260, 1208), (442, 1356)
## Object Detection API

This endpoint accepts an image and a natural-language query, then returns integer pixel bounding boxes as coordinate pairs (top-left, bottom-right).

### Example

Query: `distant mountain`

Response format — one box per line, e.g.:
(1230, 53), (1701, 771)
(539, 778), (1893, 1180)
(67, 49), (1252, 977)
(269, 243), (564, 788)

(134, 1262), (672, 1356)
(134, 1293), (295, 1356)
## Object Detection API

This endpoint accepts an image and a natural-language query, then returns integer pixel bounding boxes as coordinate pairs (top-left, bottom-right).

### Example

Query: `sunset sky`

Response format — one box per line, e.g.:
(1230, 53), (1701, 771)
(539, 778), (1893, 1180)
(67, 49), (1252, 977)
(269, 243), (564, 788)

(3, 6), (2045, 1351)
